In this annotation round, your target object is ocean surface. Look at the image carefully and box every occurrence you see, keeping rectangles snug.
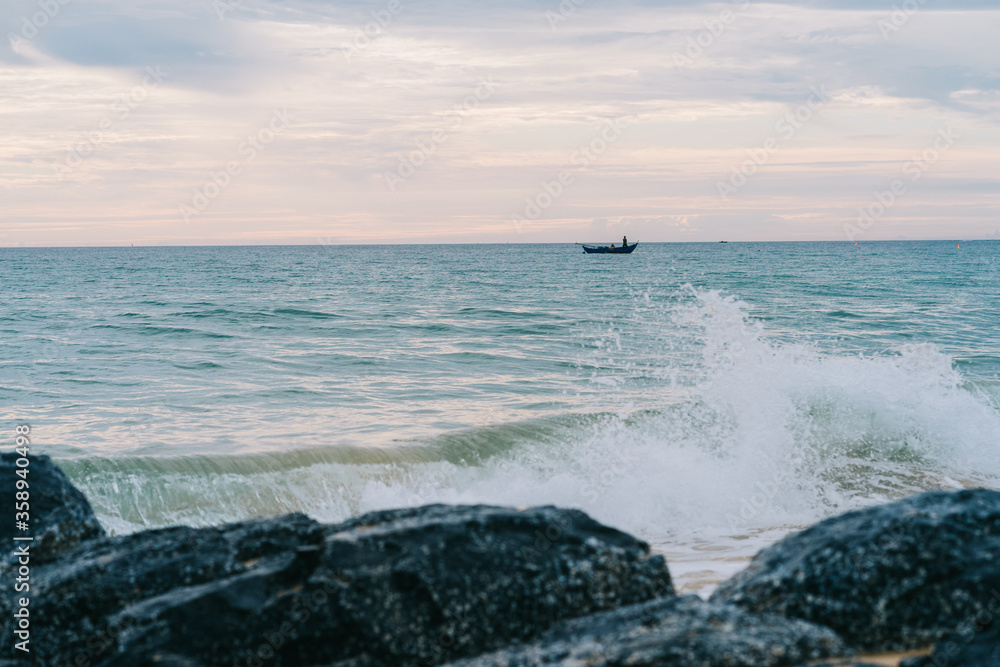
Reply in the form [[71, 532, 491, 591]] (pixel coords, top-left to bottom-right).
[[4, 241, 999, 593]]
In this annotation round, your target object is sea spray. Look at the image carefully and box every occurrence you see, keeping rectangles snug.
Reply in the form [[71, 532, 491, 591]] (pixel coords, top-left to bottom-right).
[[66, 289, 1000, 553]]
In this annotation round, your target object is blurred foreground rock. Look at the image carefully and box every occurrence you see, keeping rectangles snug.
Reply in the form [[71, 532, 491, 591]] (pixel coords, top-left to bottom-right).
[[11, 454, 1000, 666], [712, 488, 1000, 651], [443, 594, 845, 667], [901, 614, 1000, 667], [4, 501, 672, 666], [0, 452, 105, 563]]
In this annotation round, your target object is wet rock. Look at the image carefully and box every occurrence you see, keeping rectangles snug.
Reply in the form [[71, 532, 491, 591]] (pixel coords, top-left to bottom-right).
[[712, 489, 1000, 651], [443, 595, 846, 667], [901, 612, 1000, 667], [0, 452, 105, 563], [4, 504, 673, 666]]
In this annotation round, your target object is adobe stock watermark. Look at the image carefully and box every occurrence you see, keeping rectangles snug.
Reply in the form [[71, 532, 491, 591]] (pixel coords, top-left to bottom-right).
[[52, 66, 168, 179], [673, 0, 751, 71], [313, 235, 341, 251], [383, 77, 498, 192], [210, 0, 243, 20], [342, 0, 403, 62], [877, 0, 927, 40], [845, 126, 959, 241], [725, 468, 792, 530], [920, 589, 1000, 666], [7, 0, 72, 42], [510, 118, 627, 230], [580, 446, 637, 504], [545, 0, 586, 30], [717, 85, 830, 201], [179, 108, 292, 222]]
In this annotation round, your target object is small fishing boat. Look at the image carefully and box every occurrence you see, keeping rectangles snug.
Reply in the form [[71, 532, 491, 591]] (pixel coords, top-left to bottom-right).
[[581, 242, 638, 254]]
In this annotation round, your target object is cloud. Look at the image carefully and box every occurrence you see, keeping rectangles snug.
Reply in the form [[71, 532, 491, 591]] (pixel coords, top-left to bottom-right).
[[1, 0, 999, 244]]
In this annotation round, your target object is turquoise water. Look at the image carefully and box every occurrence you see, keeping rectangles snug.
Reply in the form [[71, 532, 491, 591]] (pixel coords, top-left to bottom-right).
[[3, 242, 999, 590]]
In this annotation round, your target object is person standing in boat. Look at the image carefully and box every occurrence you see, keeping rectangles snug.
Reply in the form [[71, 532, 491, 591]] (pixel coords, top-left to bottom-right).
[[623, 235, 628, 247]]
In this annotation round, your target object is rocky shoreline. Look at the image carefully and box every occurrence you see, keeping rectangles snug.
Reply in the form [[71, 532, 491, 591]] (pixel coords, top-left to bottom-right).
[[3, 453, 999, 666]]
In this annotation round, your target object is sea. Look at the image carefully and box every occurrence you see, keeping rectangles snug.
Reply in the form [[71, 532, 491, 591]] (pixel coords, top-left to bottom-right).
[[4, 241, 999, 595]]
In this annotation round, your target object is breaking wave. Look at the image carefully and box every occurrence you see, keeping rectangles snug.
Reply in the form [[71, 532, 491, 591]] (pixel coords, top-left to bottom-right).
[[63, 290, 1000, 563]]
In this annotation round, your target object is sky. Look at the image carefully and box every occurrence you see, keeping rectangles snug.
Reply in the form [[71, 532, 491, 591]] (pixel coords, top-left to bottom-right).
[[1, 0, 998, 245]]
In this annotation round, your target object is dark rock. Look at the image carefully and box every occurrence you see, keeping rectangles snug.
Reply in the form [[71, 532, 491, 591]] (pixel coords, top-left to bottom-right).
[[442, 595, 847, 667], [712, 489, 1000, 651], [0, 452, 105, 563], [901, 612, 1000, 667], [4, 504, 673, 666]]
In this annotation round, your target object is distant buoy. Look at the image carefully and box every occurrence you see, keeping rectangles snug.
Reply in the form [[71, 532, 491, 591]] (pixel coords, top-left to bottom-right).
[[958, 244, 961, 249]]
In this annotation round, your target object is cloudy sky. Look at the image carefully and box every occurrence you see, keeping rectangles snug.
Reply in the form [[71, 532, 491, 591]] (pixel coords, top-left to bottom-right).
[[1, 0, 998, 245]]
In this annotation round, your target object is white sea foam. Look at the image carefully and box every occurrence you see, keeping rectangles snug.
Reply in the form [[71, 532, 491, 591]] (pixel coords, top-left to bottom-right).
[[351, 290, 1000, 532], [71, 288, 1000, 588]]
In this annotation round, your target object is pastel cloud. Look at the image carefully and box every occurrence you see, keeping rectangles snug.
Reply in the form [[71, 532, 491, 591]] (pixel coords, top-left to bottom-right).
[[1, 0, 998, 245]]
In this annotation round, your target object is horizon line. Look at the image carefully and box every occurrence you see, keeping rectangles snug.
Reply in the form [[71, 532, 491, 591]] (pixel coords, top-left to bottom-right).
[[0, 238, 995, 249]]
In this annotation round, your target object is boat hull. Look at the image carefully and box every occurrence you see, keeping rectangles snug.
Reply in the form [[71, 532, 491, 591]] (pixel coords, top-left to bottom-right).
[[582, 243, 638, 254]]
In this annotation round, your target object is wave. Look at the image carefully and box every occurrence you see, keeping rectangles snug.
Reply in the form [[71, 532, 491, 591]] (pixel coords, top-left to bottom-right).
[[62, 290, 1000, 554], [87, 324, 237, 339], [272, 308, 344, 319]]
